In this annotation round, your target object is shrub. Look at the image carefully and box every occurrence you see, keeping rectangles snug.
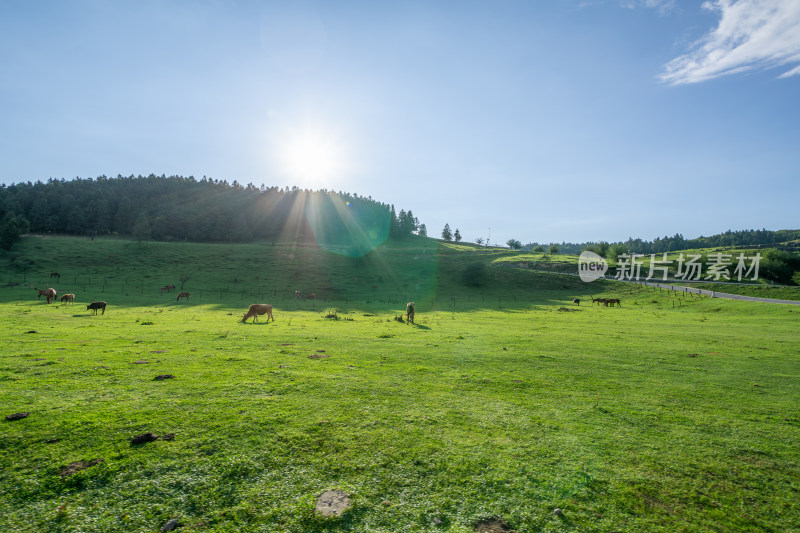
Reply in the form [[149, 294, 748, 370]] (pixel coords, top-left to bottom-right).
[[461, 262, 488, 287]]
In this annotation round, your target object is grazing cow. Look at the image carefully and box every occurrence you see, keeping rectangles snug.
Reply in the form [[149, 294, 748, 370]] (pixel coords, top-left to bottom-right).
[[572, 298, 580, 306], [50, 272, 60, 280], [35, 287, 57, 304], [294, 291, 302, 299], [305, 293, 317, 300], [60, 293, 75, 304], [406, 302, 415, 324], [242, 303, 274, 323], [176, 292, 190, 302], [86, 301, 106, 315], [160, 284, 176, 294]]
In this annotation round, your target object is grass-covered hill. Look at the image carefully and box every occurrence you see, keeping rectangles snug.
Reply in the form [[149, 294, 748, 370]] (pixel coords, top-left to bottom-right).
[[1, 236, 799, 532], [0, 236, 597, 312]]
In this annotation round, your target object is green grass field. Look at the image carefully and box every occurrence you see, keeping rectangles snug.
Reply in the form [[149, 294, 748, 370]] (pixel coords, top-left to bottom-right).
[[1, 237, 799, 532]]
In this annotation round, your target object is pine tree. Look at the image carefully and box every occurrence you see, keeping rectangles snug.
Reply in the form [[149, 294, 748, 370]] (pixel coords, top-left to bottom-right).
[[454, 228, 462, 242], [132, 212, 152, 248], [441, 223, 452, 241]]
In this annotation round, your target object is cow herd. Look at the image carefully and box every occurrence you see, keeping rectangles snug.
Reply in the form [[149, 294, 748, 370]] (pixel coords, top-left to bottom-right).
[[589, 296, 621, 307], [34, 286, 106, 314], [30, 273, 617, 322]]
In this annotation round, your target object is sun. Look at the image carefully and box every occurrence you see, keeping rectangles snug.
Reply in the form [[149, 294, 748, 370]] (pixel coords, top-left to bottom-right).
[[280, 128, 346, 186]]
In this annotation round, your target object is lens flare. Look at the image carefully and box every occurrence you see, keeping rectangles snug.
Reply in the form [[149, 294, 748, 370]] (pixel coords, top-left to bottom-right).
[[305, 193, 389, 257]]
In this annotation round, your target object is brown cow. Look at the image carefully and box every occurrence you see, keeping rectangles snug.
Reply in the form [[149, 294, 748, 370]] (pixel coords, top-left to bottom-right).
[[305, 293, 317, 300], [86, 301, 106, 315], [60, 293, 75, 304], [242, 304, 274, 323], [50, 272, 60, 280], [160, 284, 176, 295], [35, 287, 57, 304], [406, 302, 415, 324], [176, 292, 190, 302]]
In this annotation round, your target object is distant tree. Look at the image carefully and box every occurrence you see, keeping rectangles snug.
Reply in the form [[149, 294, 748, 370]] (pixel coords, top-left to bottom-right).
[[0, 213, 30, 251], [533, 245, 544, 253], [113, 195, 134, 233], [399, 209, 417, 237], [584, 242, 609, 257], [548, 244, 560, 254], [454, 228, 462, 242], [417, 223, 427, 237], [132, 212, 151, 248], [475, 237, 484, 246], [606, 243, 630, 262], [506, 238, 522, 250], [441, 223, 453, 241], [760, 249, 800, 285]]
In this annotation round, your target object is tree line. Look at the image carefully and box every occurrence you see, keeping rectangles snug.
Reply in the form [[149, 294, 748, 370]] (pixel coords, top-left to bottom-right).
[[524, 229, 800, 256], [0, 175, 423, 250]]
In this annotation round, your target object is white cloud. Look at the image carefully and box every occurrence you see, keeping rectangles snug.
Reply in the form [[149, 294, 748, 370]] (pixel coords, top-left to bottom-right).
[[777, 63, 800, 78], [660, 0, 800, 85]]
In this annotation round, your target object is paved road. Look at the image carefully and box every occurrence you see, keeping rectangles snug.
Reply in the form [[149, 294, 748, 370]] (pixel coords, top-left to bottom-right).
[[533, 269, 800, 306], [626, 280, 800, 306]]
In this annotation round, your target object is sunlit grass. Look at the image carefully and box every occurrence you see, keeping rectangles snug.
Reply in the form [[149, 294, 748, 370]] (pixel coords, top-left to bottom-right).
[[1, 236, 799, 532]]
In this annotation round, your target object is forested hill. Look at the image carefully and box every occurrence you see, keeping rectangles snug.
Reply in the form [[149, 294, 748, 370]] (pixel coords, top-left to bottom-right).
[[528, 229, 800, 256], [0, 175, 423, 250]]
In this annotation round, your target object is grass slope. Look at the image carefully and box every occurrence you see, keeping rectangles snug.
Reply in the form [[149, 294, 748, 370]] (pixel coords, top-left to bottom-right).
[[1, 236, 799, 532]]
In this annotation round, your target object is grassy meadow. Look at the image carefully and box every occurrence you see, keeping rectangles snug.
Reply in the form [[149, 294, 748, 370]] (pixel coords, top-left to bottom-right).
[[1, 236, 799, 532]]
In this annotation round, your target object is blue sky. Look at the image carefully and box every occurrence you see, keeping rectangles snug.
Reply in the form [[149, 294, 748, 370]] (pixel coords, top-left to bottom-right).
[[1, 0, 798, 246]]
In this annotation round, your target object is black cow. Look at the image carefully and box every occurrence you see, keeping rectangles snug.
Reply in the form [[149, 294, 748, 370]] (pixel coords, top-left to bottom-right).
[[87, 301, 107, 315]]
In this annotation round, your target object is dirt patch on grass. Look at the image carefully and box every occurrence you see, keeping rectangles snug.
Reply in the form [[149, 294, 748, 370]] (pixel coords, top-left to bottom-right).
[[153, 374, 175, 381], [308, 354, 329, 359], [474, 517, 516, 532], [60, 459, 103, 478], [130, 432, 159, 445], [315, 489, 350, 517]]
